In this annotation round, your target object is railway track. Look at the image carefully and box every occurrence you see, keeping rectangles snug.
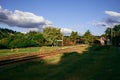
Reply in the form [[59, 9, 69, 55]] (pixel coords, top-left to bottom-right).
[[0, 46, 83, 66]]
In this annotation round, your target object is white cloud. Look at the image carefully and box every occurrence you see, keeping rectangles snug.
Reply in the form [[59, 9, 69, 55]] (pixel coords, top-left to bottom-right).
[[0, 6, 52, 31], [105, 11, 120, 17], [60, 28, 74, 36], [61, 28, 73, 33]]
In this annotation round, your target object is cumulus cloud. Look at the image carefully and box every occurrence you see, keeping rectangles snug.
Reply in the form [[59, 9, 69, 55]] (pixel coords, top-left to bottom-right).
[[0, 6, 52, 31], [105, 11, 120, 17]]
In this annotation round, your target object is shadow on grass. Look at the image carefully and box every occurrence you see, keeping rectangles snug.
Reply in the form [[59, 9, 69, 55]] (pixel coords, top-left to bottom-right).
[[0, 45, 120, 80]]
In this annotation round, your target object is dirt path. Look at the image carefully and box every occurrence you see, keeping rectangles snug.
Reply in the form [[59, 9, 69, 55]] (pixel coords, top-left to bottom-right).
[[0, 45, 88, 67]]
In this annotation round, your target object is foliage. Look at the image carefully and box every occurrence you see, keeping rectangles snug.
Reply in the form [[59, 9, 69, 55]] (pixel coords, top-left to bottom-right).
[[70, 31, 79, 44], [0, 33, 37, 48], [0, 28, 45, 49], [26, 31, 45, 46], [43, 27, 62, 46], [83, 30, 93, 44], [0, 38, 10, 49], [0, 28, 16, 40], [105, 24, 120, 46], [105, 28, 111, 36]]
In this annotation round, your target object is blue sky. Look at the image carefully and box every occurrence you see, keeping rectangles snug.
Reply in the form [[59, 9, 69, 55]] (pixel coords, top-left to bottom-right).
[[0, 0, 120, 35]]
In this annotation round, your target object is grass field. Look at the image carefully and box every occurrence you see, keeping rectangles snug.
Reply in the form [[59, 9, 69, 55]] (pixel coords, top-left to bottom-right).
[[0, 46, 69, 56], [0, 45, 120, 80]]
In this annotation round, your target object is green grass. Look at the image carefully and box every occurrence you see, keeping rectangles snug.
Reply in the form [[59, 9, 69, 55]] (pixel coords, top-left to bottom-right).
[[0, 46, 69, 56], [0, 45, 120, 80], [0, 47, 40, 56]]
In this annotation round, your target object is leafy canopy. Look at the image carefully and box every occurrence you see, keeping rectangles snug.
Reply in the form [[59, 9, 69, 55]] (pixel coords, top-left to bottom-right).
[[43, 27, 62, 45]]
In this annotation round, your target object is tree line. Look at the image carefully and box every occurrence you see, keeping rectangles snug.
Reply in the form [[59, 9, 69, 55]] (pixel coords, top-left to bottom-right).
[[104, 24, 120, 46], [0, 24, 120, 49]]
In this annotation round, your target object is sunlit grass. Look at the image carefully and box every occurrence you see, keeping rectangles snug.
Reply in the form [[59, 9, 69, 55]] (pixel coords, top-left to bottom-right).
[[0, 47, 41, 56], [0, 46, 72, 56]]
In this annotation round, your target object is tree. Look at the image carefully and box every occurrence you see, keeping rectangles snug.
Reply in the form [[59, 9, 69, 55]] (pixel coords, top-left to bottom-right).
[[105, 28, 112, 38], [112, 25, 120, 46], [0, 28, 46, 49], [0, 38, 10, 49], [70, 31, 79, 45], [42, 27, 62, 46], [83, 30, 93, 44], [105, 24, 120, 46], [113, 25, 120, 36], [26, 31, 45, 46], [0, 28, 16, 40]]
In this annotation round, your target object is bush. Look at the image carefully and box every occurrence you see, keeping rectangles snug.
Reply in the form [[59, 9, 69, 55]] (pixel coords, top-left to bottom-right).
[[9, 38, 38, 48]]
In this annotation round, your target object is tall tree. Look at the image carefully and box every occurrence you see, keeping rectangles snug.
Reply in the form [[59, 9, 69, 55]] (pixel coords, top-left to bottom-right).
[[42, 27, 62, 46], [112, 25, 120, 46], [105, 28, 111, 36], [113, 25, 120, 36], [105, 24, 120, 46], [70, 31, 79, 45], [83, 30, 93, 44]]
